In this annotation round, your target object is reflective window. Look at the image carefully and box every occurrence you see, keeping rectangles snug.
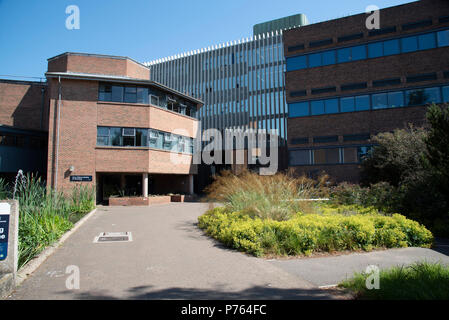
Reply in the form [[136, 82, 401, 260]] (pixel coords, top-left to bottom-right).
[[322, 50, 336, 66], [325, 98, 339, 114], [311, 100, 325, 115], [355, 95, 370, 111], [351, 45, 367, 61], [337, 47, 351, 63], [443, 86, 449, 102], [437, 30, 449, 47], [423, 87, 441, 104], [111, 86, 124, 102], [99, 84, 112, 101], [289, 150, 310, 165], [358, 146, 372, 162], [286, 56, 307, 71], [401, 36, 418, 53], [418, 33, 436, 50], [406, 88, 441, 106], [309, 53, 322, 68], [340, 97, 355, 112], [372, 93, 388, 109], [383, 39, 400, 56], [289, 102, 309, 117], [137, 87, 149, 104], [124, 86, 137, 103], [387, 91, 404, 108], [368, 42, 383, 58]]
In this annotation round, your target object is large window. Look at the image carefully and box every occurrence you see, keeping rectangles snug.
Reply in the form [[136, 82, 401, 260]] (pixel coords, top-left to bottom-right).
[[289, 150, 310, 165], [286, 28, 449, 72], [97, 126, 194, 154], [98, 83, 197, 118], [288, 84, 448, 118], [289, 145, 373, 166]]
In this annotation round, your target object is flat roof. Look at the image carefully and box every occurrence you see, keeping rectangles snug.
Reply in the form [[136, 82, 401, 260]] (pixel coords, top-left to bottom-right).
[[47, 52, 149, 69], [45, 71, 203, 105]]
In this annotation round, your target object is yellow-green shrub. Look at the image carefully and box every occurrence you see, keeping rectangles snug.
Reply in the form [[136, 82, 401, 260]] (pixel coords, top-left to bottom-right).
[[198, 207, 433, 257]]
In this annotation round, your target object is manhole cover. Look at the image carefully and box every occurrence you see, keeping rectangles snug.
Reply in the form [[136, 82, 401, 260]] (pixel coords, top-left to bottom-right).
[[93, 232, 133, 243]]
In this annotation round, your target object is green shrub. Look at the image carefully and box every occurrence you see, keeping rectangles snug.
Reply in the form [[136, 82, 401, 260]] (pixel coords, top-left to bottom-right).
[[198, 207, 433, 257], [340, 262, 449, 300]]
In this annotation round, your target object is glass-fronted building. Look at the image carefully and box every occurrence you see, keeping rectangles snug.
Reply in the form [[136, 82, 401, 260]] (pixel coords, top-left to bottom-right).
[[144, 14, 309, 148]]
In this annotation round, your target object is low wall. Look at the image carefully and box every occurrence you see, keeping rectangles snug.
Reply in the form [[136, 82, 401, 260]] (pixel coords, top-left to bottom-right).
[[108, 195, 196, 206]]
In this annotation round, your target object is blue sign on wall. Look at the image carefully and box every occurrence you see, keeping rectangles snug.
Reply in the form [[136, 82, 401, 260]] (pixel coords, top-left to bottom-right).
[[0, 214, 9, 261], [70, 175, 93, 182]]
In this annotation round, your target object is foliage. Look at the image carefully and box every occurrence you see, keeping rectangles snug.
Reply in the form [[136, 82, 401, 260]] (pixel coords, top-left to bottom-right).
[[198, 207, 433, 257], [9, 174, 95, 268], [340, 262, 449, 300], [205, 169, 330, 221]]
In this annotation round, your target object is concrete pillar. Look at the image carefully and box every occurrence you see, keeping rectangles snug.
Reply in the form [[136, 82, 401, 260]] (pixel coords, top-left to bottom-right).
[[142, 173, 148, 198], [188, 175, 194, 195]]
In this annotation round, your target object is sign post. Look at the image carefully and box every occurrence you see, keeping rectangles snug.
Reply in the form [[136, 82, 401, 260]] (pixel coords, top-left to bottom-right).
[[0, 200, 19, 298]]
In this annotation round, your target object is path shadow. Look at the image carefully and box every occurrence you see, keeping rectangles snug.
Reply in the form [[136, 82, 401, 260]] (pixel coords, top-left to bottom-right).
[[432, 238, 449, 257]]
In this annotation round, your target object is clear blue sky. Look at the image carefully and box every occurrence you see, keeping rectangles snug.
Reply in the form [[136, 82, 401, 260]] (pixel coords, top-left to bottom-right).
[[0, 0, 414, 80]]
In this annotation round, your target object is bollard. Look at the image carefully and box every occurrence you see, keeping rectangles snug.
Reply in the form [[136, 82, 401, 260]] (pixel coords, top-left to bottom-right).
[[0, 200, 19, 298]]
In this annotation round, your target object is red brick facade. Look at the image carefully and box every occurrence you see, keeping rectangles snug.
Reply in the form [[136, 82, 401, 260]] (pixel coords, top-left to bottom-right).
[[284, 0, 449, 182]]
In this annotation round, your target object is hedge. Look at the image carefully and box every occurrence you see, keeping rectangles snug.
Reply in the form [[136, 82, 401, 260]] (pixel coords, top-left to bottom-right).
[[198, 207, 433, 257]]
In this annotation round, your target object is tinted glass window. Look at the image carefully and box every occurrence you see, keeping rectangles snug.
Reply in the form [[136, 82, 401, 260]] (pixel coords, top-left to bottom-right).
[[343, 147, 358, 163], [402, 36, 418, 53], [325, 98, 339, 114], [337, 47, 351, 63], [340, 97, 355, 112], [99, 84, 112, 101], [289, 150, 310, 165], [368, 42, 383, 58], [311, 100, 325, 115], [358, 146, 372, 162], [351, 45, 367, 61], [124, 86, 137, 103], [355, 95, 370, 111], [97, 127, 109, 136], [437, 30, 449, 47], [111, 86, 124, 102], [388, 91, 404, 108], [383, 39, 400, 56], [418, 33, 436, 50], [423, 87, 441, 104], [322, 50, 336, 66], [372, 93, 388, 109], [309, 53, 322, 68], [137, 87, 149, 104], [286, 56, 307, 71], [289, 102, 309, 117], [443, 86, 449, 102], [110, 128, 122, 146]]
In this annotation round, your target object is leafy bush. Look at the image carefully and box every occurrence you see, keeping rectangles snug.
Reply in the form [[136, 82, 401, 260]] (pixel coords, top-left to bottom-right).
[[205, 170, 330, 221], [340, 262, 449, 300], [11, 174, 96, 268], [198, 207, 433, 257]]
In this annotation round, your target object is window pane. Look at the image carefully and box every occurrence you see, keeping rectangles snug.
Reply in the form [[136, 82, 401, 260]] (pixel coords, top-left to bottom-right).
[[443, 86, 449, 102], [313, 149, 326, 164], [286, 55, 307, 71], [289, 150, 310, 165], [368, 42, 383, 58], [289, 102, 309, 117], [351, 45, 367, 61], [311, 100, 325, 115], [322, 50, 335, 66], [437, 30, 449, 47], [372, 93, 388, 109], [406, 89, 426, 105], [383, 39, 400, 56], [97, 127, 109, 136], [340, 97, 355, 112], [123, 136, 135, 147], [418, 33, 436, 50], [355, 95, 370, 111], [358, 146, 372, 162], [343, 147, 358, 163], [337, 47, 351, 63], [401, 36, 418, 53], [111, 86, 124, 102], [137, 87, 149, 104], [110, 128, 122, 146], [325, 98, 339, 114], [423, 87, 441, 104], [309, 53, 322, 68], [327, 148, 340, 164], [136, 129, 148, 147], [387, 91, 404, 108], [97, 136, 108, 146], [99, 84, 112, 101]]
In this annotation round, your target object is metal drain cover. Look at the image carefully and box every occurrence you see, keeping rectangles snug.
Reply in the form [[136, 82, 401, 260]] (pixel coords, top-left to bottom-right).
[[94, 232, 133, 243]]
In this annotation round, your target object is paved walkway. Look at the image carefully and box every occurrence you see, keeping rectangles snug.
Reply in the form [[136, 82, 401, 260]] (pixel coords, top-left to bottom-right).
[[6, 203, 449, 300]]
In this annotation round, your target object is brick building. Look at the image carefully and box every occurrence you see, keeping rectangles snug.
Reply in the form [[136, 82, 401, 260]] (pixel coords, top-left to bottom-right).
[[284, 0, 449, 182], [45, 53, 202, 203]]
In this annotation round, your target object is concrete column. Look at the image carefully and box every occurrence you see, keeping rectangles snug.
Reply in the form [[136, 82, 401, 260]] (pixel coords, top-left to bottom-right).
[[142, 173, 148, 198], [188, 175, 194, 195]]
